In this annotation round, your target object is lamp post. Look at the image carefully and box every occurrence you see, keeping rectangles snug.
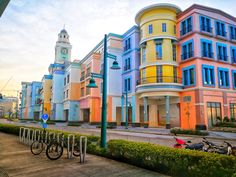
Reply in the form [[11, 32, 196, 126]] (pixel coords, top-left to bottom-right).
[[87, 34, 120, 148], [125, 89, 128, 129]]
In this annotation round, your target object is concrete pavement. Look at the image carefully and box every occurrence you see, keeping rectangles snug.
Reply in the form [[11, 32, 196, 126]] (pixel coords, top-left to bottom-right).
[[0, 132, 169, 177]]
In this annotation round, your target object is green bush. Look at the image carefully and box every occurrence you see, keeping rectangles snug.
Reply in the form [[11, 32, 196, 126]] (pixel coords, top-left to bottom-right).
[[96, 124, 116, 129], [216, 116, 222, 123], [170, 128, 209, 136], [107, 140, 236, 177], [223, 116, 230, 122], [231, 117, 236, 122], [215, 122, 236, 128]]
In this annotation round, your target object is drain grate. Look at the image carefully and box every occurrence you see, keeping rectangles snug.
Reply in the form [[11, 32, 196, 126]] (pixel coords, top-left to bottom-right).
[[0, 168, 9, 177]]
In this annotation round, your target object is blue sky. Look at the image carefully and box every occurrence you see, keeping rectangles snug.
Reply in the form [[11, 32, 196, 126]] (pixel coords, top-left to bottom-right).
[[0, 0, 236, 96]]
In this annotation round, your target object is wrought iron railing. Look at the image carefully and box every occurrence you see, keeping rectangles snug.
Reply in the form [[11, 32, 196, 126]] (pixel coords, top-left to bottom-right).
[[180, 25, 192, 36], [200, 25, 212, 33], [137, 76, 182, 85], [181, 51, 194, 60], [202, 52, 214, 58]]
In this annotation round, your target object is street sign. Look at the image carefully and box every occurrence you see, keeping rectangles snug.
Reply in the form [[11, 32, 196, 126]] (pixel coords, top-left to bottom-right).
[[107, 53, 117, 60], [42, 122, 47, 129], [41, 114, 48, 123]]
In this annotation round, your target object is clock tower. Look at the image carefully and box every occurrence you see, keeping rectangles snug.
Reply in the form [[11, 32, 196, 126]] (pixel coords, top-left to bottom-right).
[[54, 28, 72, 63]]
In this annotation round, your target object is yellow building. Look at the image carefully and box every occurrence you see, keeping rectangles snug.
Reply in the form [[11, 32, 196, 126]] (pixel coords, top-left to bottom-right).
[[40, 75, 52, 117], [135, 4, 182, 128]]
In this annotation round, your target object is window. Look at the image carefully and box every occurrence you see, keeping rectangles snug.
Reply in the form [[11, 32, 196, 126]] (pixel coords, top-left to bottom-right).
[[180, 16, 192, 36], [174, 25, 176, 34], [216, 43, 228, 61], [86, 87, 90, 95], [230, 26, 236, 40], [81, 88, 84, 97], [140, 29, 143, 38], [124, 77, 131, 92], [86, 67, 91, 77], [156, 66, 162, 83], [182, 66, 195, 86], [215, 21, 226, 37], [200, 16, 212, 33], [230, 103, 236, 119], [207, 102, 221, 127], [202, 65, 215, 86], [141, 68, 146, 84], [231, 47, 236, 63], [181, 39, 194, 60], [173, 44, 176, 61], [124, 38, 131, 51], [81, 71, 85, 81], [142, 47, 146, 63], [124, 58, 131, 71], [155, 43, 162, 59], [201, 39, 213, 58], [64, 77, 66, 86], [162, 23, 166, 32], [148, 24, 153, 34], [232, 70, 236, 88], [66, 90, 68, 98], [67, 74, 70, 84], [173, 66, 177, 83], [218, 67, 230, 87]]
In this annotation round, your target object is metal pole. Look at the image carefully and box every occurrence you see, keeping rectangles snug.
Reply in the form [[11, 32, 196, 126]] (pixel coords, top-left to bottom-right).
[[101, 34, 108, 148], [125, 90, 128, 129]]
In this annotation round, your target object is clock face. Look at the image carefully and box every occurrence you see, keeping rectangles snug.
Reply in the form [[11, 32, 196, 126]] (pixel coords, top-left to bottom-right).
[[61, 48, 68, 55]]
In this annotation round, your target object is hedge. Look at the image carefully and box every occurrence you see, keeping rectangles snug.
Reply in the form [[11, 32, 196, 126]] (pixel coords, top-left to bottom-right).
[[170, 128, 209, 136], [215, 122, 236, 128], [0, 123, 235, 177]]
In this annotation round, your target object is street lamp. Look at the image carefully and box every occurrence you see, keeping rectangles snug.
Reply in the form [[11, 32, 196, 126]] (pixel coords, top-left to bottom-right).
[[86, 34, 121, 148]]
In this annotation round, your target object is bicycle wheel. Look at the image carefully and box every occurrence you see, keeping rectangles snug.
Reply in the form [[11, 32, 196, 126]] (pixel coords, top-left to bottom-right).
[[46, 142, 63, 160], [73, 143, 80, 157], [30, 141, 44, 155]]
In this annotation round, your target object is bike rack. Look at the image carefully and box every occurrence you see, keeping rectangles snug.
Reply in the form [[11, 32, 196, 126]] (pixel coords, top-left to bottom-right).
[[23, 128, 30, 145], [79, 136, 87, 163], [67, 134, 75, 159], [57, 133, 64, 147], [19, 127, 24, 142], [27, 129, 34, 146], [48, 132, 56, 143]]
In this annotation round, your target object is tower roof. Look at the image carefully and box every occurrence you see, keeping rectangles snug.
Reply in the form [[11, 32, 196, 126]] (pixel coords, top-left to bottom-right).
[[60, 29, 68, 34]]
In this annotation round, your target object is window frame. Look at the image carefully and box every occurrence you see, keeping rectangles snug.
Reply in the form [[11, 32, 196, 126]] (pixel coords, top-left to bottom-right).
[[202, 64, 215, 86], [182, 65, 196, 87], [218, 67, 230, 88]]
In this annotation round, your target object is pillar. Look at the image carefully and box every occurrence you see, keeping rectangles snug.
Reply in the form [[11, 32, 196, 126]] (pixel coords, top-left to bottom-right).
[[121, 95, 125, 122], [165, 95, 170, 129], [143, 97, 148, 123]]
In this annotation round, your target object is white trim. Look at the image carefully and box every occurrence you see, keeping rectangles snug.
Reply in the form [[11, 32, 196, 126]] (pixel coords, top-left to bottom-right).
[[139, 61, 179, 69], [140, 35, 177, 45]]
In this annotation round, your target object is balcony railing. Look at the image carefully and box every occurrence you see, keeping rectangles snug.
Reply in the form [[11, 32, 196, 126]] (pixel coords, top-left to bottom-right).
[[200, 25, 212, 33], [137, 76, 182, 85], [217, 54, 228, 61], [202, 51, 214, 58], [180, 25, 192, 36], [230, 34, 236, 40], [181, 51, 194, 60], [216, 30, 227, 37], [232, 57, 236, 63]]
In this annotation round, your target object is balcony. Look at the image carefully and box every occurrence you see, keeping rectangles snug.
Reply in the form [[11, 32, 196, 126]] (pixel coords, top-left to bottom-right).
[[180, 25, 192, 36], [136, 76, 183, 93], [217, 54, 228, 62], [202, 52, 214, 59], [181, 51, 194, 60]]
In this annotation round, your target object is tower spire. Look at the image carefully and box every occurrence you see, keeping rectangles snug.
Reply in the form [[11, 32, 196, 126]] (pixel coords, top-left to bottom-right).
[[63, 24, 65, 30]]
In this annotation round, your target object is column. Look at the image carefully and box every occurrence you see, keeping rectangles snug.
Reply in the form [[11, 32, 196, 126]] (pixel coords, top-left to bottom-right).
[[143, 97, 148, 124], [121, 95, 125, 123], [165, 95, 170, 129]]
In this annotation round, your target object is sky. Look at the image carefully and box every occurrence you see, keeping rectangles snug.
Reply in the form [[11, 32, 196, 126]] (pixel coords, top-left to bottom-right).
[[0, 0, 236, 97]]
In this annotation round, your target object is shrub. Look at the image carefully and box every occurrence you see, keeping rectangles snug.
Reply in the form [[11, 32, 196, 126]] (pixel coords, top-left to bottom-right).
[[216, 116, 222, 123], [107, 140, 236, 177], [223, 116, 230, 122], [231, 117, 236, 122], [170, 128, 209, 136], [215, 122, 236, 128]]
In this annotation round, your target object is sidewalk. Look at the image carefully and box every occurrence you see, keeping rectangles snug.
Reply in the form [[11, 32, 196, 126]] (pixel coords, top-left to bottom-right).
[[0, 132, 169, 177]]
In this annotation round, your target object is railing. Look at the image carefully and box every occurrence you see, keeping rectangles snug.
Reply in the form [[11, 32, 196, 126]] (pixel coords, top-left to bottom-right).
[[181, 51, 194, 60], [180, 25, 192, 36], [216, 30, 227, 37], [202, 52, 214, 58], [217, 55, 228, 61], [80, 76, 85, 81], [200, 25, 212, 33], [137, 76, 182, 85]]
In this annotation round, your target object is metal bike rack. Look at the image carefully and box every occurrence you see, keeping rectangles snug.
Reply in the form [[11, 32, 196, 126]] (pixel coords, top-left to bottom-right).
[[19, 127, 24, 142], [48, 132, 56, 143], [57, 133, 64, 147], [27, 129, 34, 145], [23, 128, 30, 145], [79, 136, 87, 163], [67, 134, 75, 159]]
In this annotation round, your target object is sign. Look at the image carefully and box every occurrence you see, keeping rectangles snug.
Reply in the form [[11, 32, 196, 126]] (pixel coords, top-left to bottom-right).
[[41, 114, 49, 123], [42, 122, 47, 129], [107, 53, 117, 60]]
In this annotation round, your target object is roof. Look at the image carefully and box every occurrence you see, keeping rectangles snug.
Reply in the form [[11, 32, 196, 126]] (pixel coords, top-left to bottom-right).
[[135, 3, 182, 24]]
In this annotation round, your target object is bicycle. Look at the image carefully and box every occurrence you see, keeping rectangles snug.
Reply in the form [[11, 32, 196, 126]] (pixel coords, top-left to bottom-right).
[[30, 129, 47, 155], [46, 133, 65, 160]]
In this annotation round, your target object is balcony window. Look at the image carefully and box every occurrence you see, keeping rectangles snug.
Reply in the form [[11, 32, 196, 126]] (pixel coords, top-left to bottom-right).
[[148, 24, 153, 34], [216, 43, 228, 61], [156, 65, 162, 83], [180, 16, 192, 36], [155, 43, 162, 59], [81, 87, 84, 97], [162, 23, 166, 32], [231, 47, 236, 63], [124, 38, 131, 51], [182, 65, 195, 86], [200, 16, 212, 33], [124, 77, 131, 92], [172, 44, 176, 61], [86, 67, 91, 77], [124, 58, 131, 71], [202, 65, 215, 86], [218, 67, 229, 88], [201, 39, 213, 58], [232, 70, 236, 89], [142, 47, 146, 63], [181, 39, 194, 60], [67, 74, 70, 84], [230, 26, 236, 40], [215, 21, 226, 37]]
